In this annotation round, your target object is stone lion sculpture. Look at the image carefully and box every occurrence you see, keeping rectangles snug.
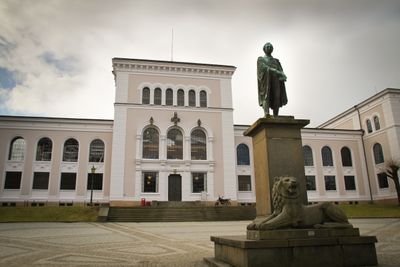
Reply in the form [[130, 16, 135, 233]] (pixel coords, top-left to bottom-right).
[[247, 176, 352, 230]]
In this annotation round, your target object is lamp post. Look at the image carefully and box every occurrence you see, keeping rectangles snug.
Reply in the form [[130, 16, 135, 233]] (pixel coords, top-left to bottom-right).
[[90, 165, 96, 206]]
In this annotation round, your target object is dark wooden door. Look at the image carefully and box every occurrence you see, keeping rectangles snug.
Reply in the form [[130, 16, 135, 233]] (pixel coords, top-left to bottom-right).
[[168, 175, 182, 201]]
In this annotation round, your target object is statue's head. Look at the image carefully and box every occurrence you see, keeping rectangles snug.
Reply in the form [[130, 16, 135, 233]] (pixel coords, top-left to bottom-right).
[[263, 42, 274, 55]]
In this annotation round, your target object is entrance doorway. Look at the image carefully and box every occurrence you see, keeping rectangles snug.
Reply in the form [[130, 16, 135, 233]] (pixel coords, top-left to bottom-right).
[[168, 174, 182, 201]]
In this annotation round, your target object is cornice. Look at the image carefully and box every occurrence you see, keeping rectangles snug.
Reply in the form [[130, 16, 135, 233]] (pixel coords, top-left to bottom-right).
[[112, 58, 236, 78], [0, 116, 114, 132]]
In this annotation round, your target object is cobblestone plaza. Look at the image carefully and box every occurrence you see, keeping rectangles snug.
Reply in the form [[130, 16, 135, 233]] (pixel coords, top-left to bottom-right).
[[0, 219, 399, 267]]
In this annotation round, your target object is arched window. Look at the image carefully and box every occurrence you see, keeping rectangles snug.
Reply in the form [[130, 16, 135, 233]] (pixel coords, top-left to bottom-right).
[[166, 88, 173, 106], [303, 145, 314, 166], [200, 90, 207, 107], [341, 147, 353, 167], [321, 146, 333, 166], [237, 144, 250, 165], [89, 139, 104, 162], [142, 87, 150, 104], [373, 143, 384, 164], [373, 116, 380, 131], [36, 137, 52, 161], [63, 138, 79, 162], [167, 128, 183, 159], [366, 119, 373, 133], [191, 129, 207, 160], [154, 87, 162, 105], [142, 127, 159, 159], [189, 89, 196, 107], [8, 137, 25, 161], [177, 89, 184, 106]]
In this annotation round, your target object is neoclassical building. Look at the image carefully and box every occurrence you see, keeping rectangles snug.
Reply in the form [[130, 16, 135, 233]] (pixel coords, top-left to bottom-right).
[[0, 58, 398, 206]]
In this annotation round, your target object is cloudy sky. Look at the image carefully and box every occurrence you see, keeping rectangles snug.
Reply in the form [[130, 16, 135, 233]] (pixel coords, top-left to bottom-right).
[[1, 0, 399, 127]]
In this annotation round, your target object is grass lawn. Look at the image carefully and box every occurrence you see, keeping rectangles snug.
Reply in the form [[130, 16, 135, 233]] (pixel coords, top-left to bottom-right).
[[341, 203, 400, 218], [0, 206, 99, 222]]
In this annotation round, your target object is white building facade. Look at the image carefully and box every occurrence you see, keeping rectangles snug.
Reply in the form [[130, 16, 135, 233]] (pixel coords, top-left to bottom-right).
[[0, 58, 399, 206]]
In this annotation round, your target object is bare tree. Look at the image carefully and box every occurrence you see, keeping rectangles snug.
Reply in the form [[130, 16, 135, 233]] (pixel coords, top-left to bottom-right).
[[383, 160, 400, 205]]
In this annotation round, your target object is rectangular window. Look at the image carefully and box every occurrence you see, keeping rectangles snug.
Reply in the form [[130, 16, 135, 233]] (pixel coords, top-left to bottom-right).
[[344, 175, 356, 190], [377, 172, 389, 189], [60, 173, 76, 190], [192, 172, 207, 193], [4, 172, 22, 189], [142, 172, 158, 193], [238, 175, 252, 191], [87, 173, 103, 190], [306, 175, 316, 191], [324, 175, 336, 191], [32, 172, 49, 190]]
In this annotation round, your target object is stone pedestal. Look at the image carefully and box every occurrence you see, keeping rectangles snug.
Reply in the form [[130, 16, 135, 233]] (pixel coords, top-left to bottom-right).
[[205, 229, 378, 267], [243, 116, 309, 216], [204, 116, 378, 267]]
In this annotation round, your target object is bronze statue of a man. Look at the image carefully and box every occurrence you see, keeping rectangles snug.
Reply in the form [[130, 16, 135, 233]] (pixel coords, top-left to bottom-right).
[[257, 42, 288, 117]]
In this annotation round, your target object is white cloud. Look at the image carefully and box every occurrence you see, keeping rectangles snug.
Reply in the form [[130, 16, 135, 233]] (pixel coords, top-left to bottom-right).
[[0, 0, 399, 126]]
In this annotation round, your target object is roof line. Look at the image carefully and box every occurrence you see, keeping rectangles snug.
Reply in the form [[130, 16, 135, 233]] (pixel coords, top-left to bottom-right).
[[112, 57, 236, 69], [0, 115, 113, 123], [318, 88, 400, 128]]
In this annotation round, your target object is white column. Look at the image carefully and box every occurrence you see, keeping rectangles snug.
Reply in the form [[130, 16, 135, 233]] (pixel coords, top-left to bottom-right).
[[207, 171, 214, 199], [160, 135, 166, 159], [208, 137, 214, 161], [184, 136, 190, 160], [150, 88, 154, 105], [221, 110, 237, 200], [136, 134, 141, 159], [110, 106, 127, 200]]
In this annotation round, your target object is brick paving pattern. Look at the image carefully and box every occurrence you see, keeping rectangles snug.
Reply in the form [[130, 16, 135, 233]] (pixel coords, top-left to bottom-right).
[[0, 219, 399, 266]]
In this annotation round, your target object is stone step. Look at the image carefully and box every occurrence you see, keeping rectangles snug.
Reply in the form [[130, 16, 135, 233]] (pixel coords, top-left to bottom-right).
[[107, 206, 256, 222]]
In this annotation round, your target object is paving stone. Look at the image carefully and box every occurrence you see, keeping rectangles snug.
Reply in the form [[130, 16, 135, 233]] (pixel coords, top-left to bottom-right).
[[0, 219, 398, 266]]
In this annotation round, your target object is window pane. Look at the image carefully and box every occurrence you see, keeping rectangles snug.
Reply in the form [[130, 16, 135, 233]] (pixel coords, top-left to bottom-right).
[[63, 138, 79, 162], [87, 173, 103, 190], [36, 138, 52, 161], [373, 143, 384, 164], [167, 128, 183, 159], [9, 137, 25, 161], [377, 172, 389, 189], [143, 127, 159, 159], [33, 172, 49, 190], [192, 173, 206, 193], [237, 144, 250, 165], [200, 90, 207, 107], [306, 175, 316, 190], [142, 87, 150, 104], [238, 175, 252, 191], [154, 88, 162, 105], [4, 172, 22, 189], [191, 129, 206, 160], [341, 147, 353, 167], [321, 146, 333, 166], [189, 90, 196, 107], [324, 175, 336, 190], [60, 173, 76, 190], [303, 146, 314, 166], [143, 172, 158, 192], [166, 89, 173, 106], [89, 139, 104, 162], [374, 116, 380, 130], [344, 175, 356, 190], [177, 89, 184, 106], [366, 119, 373, 133]]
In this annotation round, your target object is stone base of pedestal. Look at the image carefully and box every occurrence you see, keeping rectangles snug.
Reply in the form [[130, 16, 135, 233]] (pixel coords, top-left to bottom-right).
[[205, 229, 378, 267]]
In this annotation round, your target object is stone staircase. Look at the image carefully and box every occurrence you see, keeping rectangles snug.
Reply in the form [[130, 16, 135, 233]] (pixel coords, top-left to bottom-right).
[[107, 205, 256, 222]]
